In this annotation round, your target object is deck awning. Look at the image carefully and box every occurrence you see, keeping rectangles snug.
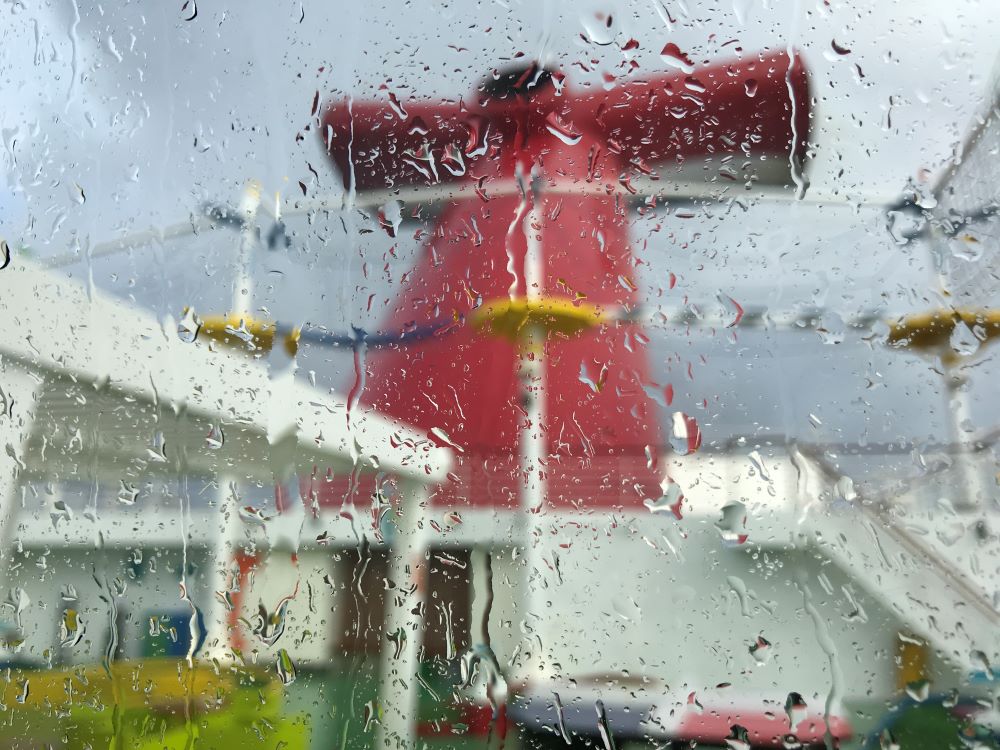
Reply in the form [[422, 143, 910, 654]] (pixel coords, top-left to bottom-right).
[[0, 259, 452, 487]]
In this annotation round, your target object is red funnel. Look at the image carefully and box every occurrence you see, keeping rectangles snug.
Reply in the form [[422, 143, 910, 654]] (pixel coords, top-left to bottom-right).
[[311, 50, 810, 512]]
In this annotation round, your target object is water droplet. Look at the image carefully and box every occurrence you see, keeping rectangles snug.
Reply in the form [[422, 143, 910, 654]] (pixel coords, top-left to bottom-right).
[[749, 635, 772, 664], [579, 361, 609, 394], [687, 691, 704, 713], [346, 331, 368, 429], [950, 232, 983, 262], [716, 501, 748, 544], [596, 699, 616, 750], [239, 506, 270, 526], [387, 626, 406, 659], [441, 143, 466, 176], [950, 318, 981, 357], [178, 308, 201, 343], [669, 412, 702, 455], [377, 200, 403, 238], [60, 608, 85, 647], [50, 500, 73, 530], [5, 588, 29, 627], [748, 450, 771, 482], [15, 679, 28, 705], [146, 432, 168, 463], [402, 144, 439, 182], [785, 693, 807, 730], [879, 729, 900, 750], [205, 424, 225, 450], [407, 116, 429, 136], [180, 0, 197, 21], [727, 576, 752, 617], [554, 693, 572, 744], [612, 593, 642, 623], [581, 13, 617, 46], [0, 240, 10, 270], [462, 115, 489, 158], [644, 481, 684, 519], [886, 208, 925, 244], [363, 700, 377, 732], [971, 649, 994, 678], [429, 427, 464, 453], [225, 319, 255, 345], [725, 724, 751, 750], [717, 292, 744, 327], [744, 78, 758, 97], [545, 112, 583, 146], [253, 598, 291, 646], [905, 679, 930, 702], [835, 476, 857, 503], [276, 648, 296, 685], [382, 87, 408, 119], [117, 480, 139, 506], [660, 43, 695, 74]]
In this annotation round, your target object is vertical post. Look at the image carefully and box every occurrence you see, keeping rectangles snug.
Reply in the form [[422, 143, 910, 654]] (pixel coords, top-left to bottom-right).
[[944, 371, 986, 512], [233, 180, 261, 320], [0, 361, 40, 653], [376, 479, 429, 749], [469, 546, 493, 649], [518, 322, 547, 670], [202, 475, 241, 662], [0, 362, 39, 537], [931, 259, 987, 512], [518, 175, 548, 675]]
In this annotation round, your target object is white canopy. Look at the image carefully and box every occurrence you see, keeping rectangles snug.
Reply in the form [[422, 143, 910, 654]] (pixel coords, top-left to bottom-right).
[[0, 258, 452, 487]]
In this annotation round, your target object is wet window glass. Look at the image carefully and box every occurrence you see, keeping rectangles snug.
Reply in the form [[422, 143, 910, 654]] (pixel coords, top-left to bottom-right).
[[1, 2, 999, 749]]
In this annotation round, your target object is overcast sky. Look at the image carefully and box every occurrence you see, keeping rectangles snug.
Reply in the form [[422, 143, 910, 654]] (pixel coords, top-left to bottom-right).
[[3, 0, 997, 223]]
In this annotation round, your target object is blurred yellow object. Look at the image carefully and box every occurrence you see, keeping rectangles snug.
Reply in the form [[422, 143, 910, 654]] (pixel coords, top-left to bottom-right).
[[470, 296, 606, 340], [887, 308, 1000, 363], [195, 312, 301, 356], [0, 659, 277, 712], [896, 635, 929, 690], [0, 659, 309, 750]]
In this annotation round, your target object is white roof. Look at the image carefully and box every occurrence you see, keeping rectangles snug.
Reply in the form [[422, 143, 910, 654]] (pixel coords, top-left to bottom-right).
[[0, 259, 451, 485]]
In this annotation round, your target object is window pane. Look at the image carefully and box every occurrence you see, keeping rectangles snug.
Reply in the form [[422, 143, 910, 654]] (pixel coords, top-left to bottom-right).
[[3, 2, 1000, 749]]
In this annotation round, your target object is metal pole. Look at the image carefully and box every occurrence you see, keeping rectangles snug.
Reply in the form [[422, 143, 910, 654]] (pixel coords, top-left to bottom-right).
[[233, 180, 261, 320], [202, 476, 241, 662], [0, 361, 41, 656], [930, 251, 986, 511], [376, 479, 430, 749], [944, 371, 986, 511], [518, 174, 548, 675], [39, 184, 887, 271]]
